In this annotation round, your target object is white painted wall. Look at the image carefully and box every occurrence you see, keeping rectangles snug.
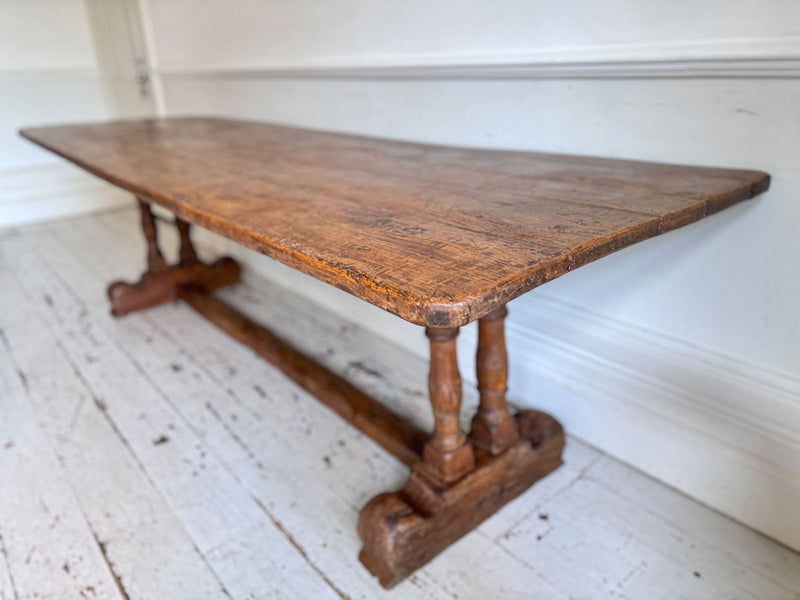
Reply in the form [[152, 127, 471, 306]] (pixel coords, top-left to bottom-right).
[[0, 0, 141, 228], [108, 1, 800, 551]]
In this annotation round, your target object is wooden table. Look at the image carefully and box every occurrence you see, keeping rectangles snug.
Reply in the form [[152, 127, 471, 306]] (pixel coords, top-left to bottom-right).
[[21, 118, 770, 588]]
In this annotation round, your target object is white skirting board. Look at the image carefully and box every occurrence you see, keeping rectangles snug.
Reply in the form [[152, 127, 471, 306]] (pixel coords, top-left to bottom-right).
[[502, 293, 800, 553], [192, 228, 800, 553], [0, 163, 132, 228]]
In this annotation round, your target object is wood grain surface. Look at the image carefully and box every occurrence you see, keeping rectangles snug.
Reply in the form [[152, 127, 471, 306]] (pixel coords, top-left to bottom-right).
[[20, 118, 770, 327]]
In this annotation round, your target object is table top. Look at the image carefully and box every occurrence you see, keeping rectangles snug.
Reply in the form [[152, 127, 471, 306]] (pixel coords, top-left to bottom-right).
[[21, 117, 769, 327]]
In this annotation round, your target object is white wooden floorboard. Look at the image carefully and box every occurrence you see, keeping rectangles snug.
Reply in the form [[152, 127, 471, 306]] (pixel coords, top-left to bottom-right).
[[583, 457, 800, 597], [498, 459, 800, 599], [39, 211, 421, 598], [6, 238, 340, 597], [0, 545, 13, 600], [0, 247, 237, 600], [0, 321, 123, 600], [1, 207, 799, 600]]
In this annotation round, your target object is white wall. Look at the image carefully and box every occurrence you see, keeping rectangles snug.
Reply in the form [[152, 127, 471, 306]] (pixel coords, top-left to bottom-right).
[[0, 0, 137, 228], [149, 1, 800, 551]]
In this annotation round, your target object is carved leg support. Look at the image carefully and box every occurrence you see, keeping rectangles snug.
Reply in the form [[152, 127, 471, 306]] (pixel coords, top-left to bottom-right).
[[108, 198, 241, 316], [358, 306, 564, 588]]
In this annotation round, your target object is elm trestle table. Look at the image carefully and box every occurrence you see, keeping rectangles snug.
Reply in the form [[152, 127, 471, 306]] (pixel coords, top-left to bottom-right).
[[21, 118, 770, 588]]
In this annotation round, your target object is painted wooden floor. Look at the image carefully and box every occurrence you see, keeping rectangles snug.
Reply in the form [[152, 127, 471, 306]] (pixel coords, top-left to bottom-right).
[[1, 206, 799, 600]]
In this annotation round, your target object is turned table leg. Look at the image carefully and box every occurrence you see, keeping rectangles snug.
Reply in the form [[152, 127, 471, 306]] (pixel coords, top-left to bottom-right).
[[139, 198, 167, 273], [471, 306, 519, 455], [417, 327, 474, 484], [175, 217, 199, 266]]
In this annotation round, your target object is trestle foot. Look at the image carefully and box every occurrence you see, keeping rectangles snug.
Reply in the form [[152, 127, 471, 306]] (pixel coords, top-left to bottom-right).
[[358, 410, 564, 589], [108, 199, 241, 316], [108, 257, 241, 317]]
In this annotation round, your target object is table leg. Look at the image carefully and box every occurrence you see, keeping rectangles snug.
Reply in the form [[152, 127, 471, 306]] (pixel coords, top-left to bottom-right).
[[416, 326, 475, 485], [471, 306, 520, 455], [175, 217, 199, 266], [139, 198, 167, 273], [107, 197, 241, 316]]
